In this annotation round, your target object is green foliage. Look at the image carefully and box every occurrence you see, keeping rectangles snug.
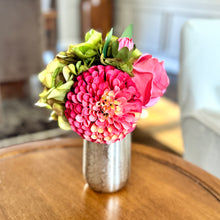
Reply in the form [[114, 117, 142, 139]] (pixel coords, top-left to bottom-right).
[[103, 28, 113, 58], [121, 24, 133, 39]]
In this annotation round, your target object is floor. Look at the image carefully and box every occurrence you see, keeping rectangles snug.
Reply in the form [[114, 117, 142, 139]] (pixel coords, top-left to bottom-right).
[[0, 73, 178, 148]]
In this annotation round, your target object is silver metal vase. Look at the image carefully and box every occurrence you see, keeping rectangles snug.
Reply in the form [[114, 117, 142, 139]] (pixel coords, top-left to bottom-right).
[[83, 133, 131, 193]]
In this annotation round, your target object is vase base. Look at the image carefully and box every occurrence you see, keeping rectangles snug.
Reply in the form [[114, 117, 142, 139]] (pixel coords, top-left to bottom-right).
[[83, 134, 131, 193], [85, 180, 128, 193]]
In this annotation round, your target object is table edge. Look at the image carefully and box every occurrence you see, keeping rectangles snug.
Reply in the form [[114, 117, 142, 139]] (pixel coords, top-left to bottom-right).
[[0, 137, 219, 201]]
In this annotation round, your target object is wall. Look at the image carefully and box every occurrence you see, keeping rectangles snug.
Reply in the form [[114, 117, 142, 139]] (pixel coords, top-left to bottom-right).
[[114, 0, 220, 74], [56, 0, 81, 50], [56, 0, 220, 74]]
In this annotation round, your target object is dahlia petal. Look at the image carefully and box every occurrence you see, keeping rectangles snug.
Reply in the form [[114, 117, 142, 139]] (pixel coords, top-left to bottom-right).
[[67, 92, 74, 100], [91, 124, 98, 132], [82, 100, 88, 108], [85, 75, 92, 83], [77, 128, 83, 133], [77, 74, 83, 81], [77, 91, 84, 102], [70, 111, 76, 118], [74, 87, 79, 94], [68, 118, 74, 125], [123, 113, 135, 122], [92, 70, 98, 78], [97, 89, 103, 97], [89, 115, 97, 122], [65, 101, 72, 109], [83, 93, 90, 102], [71, 125, 76, 132], [75, 104, 82, 113], [85, 121, 91, 128], [64, 109, 71, 118], [121, 121, 131, 130], [80, 86, 86, 93], [114, 121, 122, 130], [98, 128, 104, 133], [74, 121, 80, 128], [91, 134, 97, 139], [107, 117, 114, 124], [82, 108, 90, 116], [113, 78, 121, 87], [103, 131, 109, 137], [75, 114, 84, 123], [84, 135, 92, 142], [72, 94, 78, 104]]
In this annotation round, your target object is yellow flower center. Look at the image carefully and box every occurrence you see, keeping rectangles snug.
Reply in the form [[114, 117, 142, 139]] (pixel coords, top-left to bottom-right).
[[96, 90, 122, 119]]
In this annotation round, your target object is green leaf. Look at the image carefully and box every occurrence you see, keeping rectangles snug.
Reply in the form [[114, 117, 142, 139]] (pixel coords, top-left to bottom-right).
[[38, 69, 47, 83], [103, 28, 113, 58], [58, 116, 71, 130], [115, 47, 130, 62], [49, 111, 58, 121], [68, 64, 77, 75], [120, 63, 134, 76], [52, 103, 65, 116], [78, 65, 88, 74], [52, 67, 62, 87], [47, 81, 74, 102], [112, 40, 119, 57], [132, 48, 142, 59], [85, 29, 102, 45], [100, 53, 123, 67], [76, 61, 82, 70], [121, 24, 133, 39], [62, 66, 71, 81], [69, 44, 97, 59], [35, 101, 50, 108]]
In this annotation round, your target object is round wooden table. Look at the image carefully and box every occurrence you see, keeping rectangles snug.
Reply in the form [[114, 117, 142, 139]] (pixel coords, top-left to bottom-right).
[[0, 138, 219, 219]]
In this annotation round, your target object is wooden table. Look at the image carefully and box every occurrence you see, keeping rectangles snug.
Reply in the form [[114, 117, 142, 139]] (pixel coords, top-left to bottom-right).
[[134, 97, 184, 156], [0, 138, 219, 219]]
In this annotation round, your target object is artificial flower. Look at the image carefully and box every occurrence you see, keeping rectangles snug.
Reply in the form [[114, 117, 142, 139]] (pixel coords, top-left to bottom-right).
[[36, 24, 169, 144]]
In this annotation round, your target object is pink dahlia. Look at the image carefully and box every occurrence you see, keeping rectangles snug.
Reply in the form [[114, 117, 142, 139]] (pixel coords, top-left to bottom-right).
[[65, 65, 142, 144]]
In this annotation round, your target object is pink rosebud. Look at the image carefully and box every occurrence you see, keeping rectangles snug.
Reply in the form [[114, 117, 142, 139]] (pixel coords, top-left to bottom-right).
[[132, 53, 169, 108], [118, 37, 134, 51]]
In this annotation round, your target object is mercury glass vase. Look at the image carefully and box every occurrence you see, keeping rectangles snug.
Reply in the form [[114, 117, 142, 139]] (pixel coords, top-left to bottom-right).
[[83, 133, 131, 193]]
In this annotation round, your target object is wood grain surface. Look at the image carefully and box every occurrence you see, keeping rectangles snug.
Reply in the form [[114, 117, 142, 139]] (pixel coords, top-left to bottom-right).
[[0, 138, 219, 220]]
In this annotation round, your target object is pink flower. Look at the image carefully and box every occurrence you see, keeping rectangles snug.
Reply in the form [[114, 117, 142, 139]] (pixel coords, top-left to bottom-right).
[[118, 37, 134, 51], [132, 53, 169, 108], [65, 65, 142, 144]]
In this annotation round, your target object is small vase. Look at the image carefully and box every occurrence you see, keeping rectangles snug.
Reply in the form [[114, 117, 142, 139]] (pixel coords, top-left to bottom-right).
[[83, 133, 131, 193]]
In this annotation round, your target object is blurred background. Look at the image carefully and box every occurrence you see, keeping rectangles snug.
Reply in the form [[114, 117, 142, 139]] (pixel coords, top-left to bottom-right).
[[0, 0, 220, 157]]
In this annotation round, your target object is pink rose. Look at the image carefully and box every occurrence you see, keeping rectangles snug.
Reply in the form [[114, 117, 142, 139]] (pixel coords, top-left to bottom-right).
[[118, 37, 134, 51], [132, 53, 169, 108]]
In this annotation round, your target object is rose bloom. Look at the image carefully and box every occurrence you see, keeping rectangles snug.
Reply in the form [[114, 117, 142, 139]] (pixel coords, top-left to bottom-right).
[[132, 53, 169, 108], [65, 65, 142, 144], [118, 37, 134, 51]]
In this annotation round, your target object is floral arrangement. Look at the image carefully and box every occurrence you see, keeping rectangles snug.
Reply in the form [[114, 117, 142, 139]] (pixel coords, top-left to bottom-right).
[[36, 25, 169, 144]]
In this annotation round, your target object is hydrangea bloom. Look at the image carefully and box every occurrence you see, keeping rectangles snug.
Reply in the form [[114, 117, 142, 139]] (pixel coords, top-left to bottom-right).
[[65, 65, 142, 144]]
